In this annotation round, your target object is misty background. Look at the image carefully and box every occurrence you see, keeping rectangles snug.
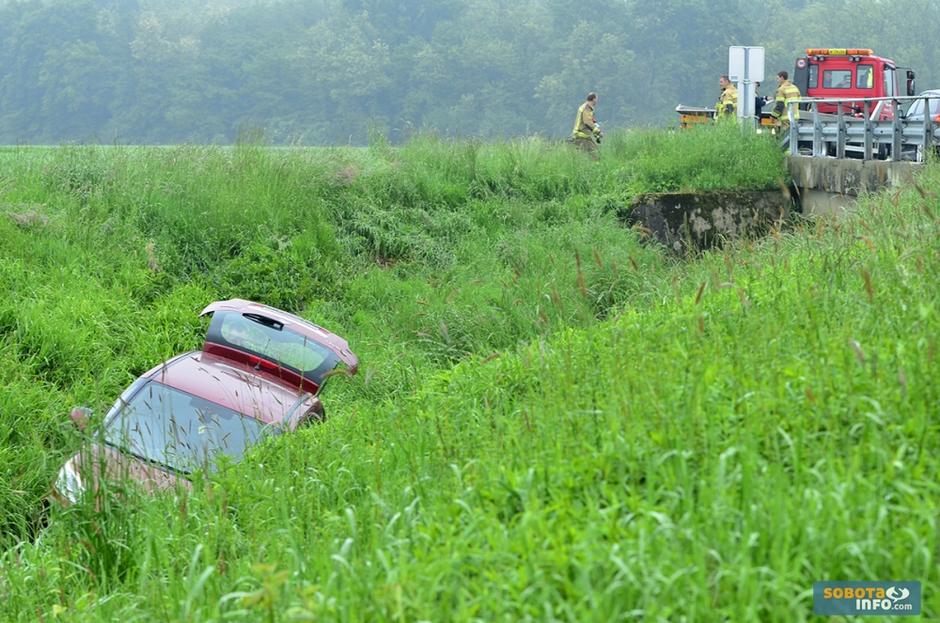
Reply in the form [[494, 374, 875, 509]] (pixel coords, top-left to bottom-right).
[[1, 0, 938, 144]]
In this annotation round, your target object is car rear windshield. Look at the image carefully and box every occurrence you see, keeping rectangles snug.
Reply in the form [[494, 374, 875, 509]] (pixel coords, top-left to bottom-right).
[[209, 310, 340, 384], [104, 381, 274, 474]]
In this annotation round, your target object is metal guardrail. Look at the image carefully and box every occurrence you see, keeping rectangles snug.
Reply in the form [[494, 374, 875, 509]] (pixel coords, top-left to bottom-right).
[[787, 95, 940, 161]]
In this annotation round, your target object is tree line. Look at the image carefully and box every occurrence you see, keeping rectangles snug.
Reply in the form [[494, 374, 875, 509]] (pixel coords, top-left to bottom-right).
[[0, 0, 937, 144]]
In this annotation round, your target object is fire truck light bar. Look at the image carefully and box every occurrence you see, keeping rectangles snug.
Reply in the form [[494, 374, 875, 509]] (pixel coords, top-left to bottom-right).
[[806, 48, 874, 56]]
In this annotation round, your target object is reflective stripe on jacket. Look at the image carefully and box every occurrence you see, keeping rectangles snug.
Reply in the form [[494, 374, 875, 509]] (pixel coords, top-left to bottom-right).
[[572, 102, 596, 139], [772, 81, 801, 121], [715, 85, 738, 119]]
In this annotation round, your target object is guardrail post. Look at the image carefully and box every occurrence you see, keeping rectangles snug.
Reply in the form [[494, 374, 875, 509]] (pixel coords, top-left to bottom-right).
[[812, 101, 823, 156], [836, 104, 846, 158], [788, 102, 798, 156], [891, 98, 903, 160], [924, 95, 933, 163], [863, 100, 873, 160]]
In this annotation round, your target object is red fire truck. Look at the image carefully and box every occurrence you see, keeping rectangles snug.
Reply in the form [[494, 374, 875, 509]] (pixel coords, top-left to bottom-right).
[[791, 48, 916, 119]]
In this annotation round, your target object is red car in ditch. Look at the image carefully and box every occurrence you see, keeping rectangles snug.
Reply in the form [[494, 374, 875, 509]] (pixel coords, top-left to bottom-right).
[[53, 299, 358, 504]]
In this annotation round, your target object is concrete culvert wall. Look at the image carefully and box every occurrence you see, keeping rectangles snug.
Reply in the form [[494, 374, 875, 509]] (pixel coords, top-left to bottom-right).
[[623, 189, 794, 252], [787, 156, 922, 217]]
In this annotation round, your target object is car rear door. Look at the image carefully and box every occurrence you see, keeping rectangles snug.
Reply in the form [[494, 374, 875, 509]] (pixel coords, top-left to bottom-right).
[[200, 299, 358, 394]]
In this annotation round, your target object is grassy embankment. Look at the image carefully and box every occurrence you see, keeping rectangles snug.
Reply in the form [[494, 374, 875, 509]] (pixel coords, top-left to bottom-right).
[[0, 125, 936, 621]]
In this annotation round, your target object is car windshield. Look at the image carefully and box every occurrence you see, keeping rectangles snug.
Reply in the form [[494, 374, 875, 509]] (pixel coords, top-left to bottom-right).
[[104, 381, 273, 474]]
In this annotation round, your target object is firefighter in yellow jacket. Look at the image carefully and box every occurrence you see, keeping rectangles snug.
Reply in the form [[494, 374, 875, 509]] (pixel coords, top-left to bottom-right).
[[771, 70, 801, 131], [571, 92, 601, 157], [715, 75, 738, 120]]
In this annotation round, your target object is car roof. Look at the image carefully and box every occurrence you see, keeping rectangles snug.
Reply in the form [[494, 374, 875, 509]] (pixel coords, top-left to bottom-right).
[[143, 351, 308, 425]]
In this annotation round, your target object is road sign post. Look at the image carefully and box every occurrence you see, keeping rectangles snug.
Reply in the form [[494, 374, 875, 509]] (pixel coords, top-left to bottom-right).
[[729, 46, 765, 120]]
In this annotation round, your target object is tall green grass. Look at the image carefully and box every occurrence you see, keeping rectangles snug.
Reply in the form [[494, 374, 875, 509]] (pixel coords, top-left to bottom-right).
[[0, 132, 695, 544], [0, 129, 935, 621]]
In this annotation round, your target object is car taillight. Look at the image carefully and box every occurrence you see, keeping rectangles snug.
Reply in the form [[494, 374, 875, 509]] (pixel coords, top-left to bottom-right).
[[245, 354, 279, 374]]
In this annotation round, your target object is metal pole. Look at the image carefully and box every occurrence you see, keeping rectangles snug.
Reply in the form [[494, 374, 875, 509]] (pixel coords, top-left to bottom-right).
[[742, 48, 750, 120], [863, 100, 873, 160], [836, 103, 846, 158], [923, 95, 933, 162], [891, 98, 903, 160], [789, 102, 798, 155], [812, 101, 822, 156]]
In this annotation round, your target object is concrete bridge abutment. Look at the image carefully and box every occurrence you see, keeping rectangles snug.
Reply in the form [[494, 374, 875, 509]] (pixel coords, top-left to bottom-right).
[[787, 156, 922, 216]]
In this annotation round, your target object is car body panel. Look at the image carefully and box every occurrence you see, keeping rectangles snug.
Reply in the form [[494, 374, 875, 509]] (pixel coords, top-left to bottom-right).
[[52, 444, 190, 505], [143, 351, 309, 425], [82, 444, 189, 492]]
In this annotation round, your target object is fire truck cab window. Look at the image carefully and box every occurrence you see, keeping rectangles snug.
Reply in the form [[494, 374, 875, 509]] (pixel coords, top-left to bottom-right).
[[883, 67, 896, 96], [824, 70, 853, 89], [808, 65, 819, 88], [856, 65, 873, 89]]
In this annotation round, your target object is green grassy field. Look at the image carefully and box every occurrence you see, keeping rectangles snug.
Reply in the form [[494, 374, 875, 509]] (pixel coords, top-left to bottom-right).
[[0, 125, 936, 621]]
